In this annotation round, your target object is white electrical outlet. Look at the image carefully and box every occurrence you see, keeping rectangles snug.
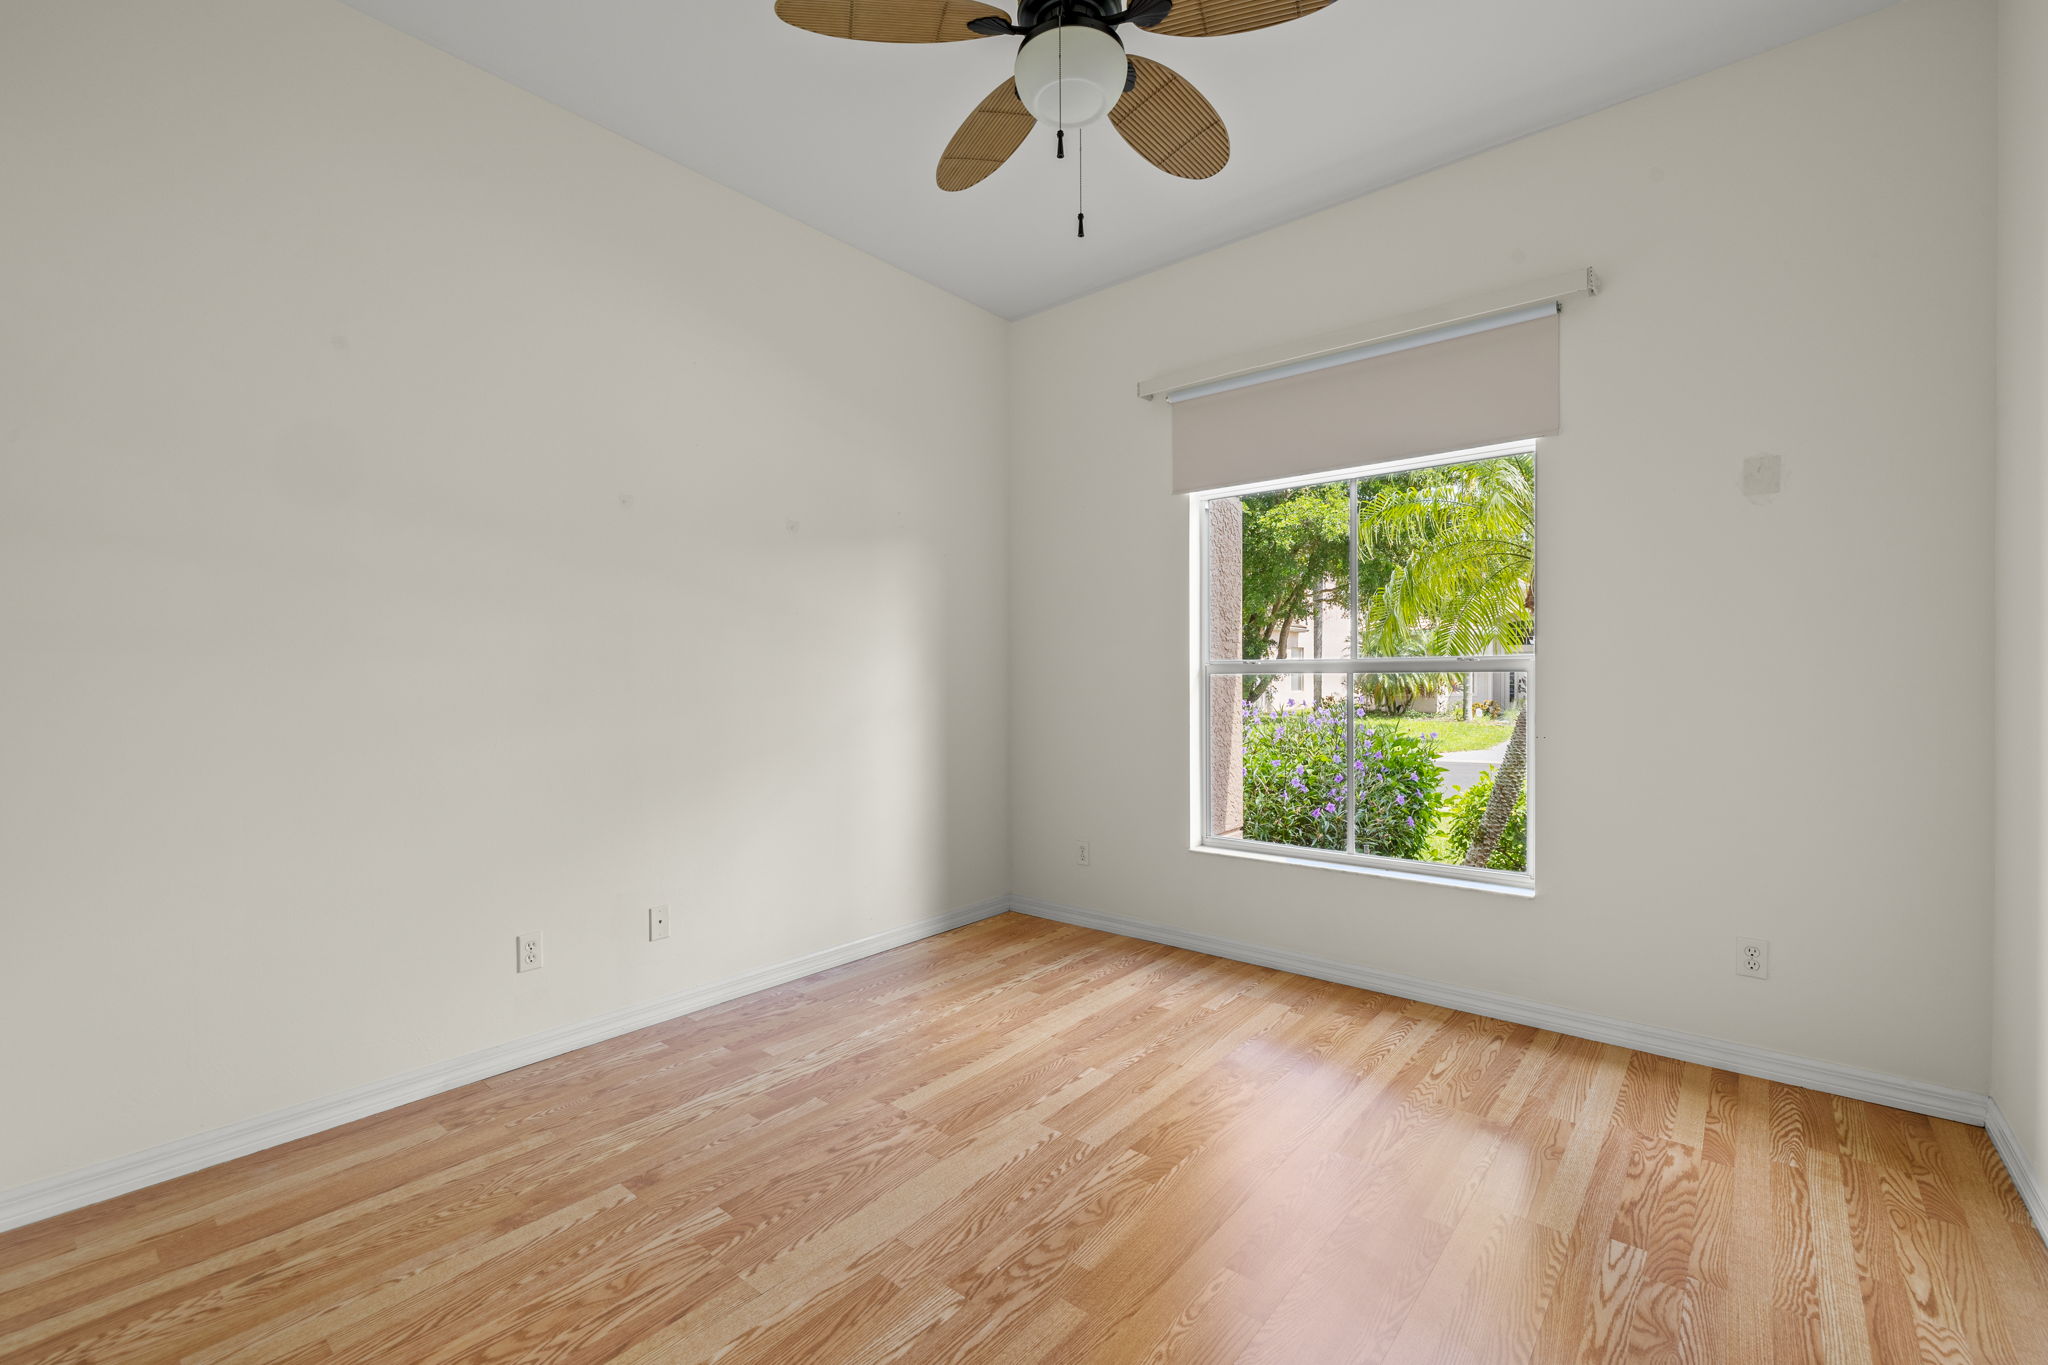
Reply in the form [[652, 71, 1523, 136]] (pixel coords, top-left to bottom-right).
[[517, 933, 544, 973], [1077, 841, 1091, 867], [1737, 937, 1769, 980], [648, 905, 670, 941]]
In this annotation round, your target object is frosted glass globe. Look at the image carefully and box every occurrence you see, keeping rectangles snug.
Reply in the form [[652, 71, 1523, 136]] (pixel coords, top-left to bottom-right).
[[1012, 25, 1126, 129]]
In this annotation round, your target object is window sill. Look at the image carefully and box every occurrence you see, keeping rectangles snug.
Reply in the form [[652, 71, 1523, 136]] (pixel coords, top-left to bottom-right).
[[1191, 840, 1536, 898]]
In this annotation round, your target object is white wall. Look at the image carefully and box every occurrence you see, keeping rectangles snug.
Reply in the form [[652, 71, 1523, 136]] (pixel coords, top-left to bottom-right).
[[1994, 0, 2048, 1179], [0, 0, 1008, 1192], [1009, 0, 1997, 1091]]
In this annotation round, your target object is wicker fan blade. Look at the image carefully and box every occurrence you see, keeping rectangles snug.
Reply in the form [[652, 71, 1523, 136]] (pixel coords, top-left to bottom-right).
[[775, 0, 1009, 43], [1150, 0, 1335, 38], [1110, 55, 1228, 179], [937, 79, 1034, 190]]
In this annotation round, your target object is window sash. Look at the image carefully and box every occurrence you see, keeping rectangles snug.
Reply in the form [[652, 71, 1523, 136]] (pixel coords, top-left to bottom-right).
[[1198, 672, 1535, 885], [1195, 445, 1535, 886]]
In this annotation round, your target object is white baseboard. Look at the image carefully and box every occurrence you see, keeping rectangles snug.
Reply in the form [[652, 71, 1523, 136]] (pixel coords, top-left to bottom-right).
[[1986, 1099, 2048, 1241], [1009, 896, 1992, 1127], [0, 898, 1009, 1235]]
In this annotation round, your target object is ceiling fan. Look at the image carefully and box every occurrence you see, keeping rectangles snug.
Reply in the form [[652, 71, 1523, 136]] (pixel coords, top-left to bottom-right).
[[774, 0, 1336, 200]]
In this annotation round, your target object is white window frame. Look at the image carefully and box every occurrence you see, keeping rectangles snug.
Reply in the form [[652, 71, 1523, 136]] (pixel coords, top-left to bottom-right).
[[1190, 439, 1537, 892]]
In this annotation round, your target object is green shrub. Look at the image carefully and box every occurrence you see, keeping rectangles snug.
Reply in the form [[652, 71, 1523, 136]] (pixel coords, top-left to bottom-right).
[[1240, 697, 1444, 860], [1432, 768, 1527, 871]]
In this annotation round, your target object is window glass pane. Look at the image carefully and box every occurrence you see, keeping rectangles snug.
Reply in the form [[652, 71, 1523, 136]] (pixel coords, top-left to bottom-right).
[[1209, 674, 1350, 851], [1354, 453, 1535, 656], [1205, 479, 1358, 664], [1352, 670, 1529, 872], [1199, 448, 1534, 882]]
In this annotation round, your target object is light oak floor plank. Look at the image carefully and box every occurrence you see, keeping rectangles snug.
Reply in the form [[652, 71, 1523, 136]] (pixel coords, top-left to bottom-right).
[[1, 912, 2043, 1363]]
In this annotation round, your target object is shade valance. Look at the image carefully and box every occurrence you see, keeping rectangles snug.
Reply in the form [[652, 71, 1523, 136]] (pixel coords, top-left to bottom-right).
[[1167, 308, 1562, 493]]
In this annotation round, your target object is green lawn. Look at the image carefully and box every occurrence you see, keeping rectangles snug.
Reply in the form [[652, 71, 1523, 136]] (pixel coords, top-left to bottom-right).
[[1369, 715, 1515, 754]]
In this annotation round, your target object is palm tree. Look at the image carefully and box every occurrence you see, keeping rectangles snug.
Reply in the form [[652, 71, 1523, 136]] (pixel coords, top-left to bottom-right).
[[1356, 456, 1534, 868], [1353, 622, 1457, 714]]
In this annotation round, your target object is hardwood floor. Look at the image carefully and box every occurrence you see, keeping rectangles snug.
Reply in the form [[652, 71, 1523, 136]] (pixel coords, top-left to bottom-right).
[[3, 912, 2044, 1363]]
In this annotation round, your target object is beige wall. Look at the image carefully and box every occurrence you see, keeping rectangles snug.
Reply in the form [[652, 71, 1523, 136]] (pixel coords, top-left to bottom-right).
[[1995, 0, 2048, 1181], [1009, 0, 1997, 1091], [0, 0, 1009, 1191]]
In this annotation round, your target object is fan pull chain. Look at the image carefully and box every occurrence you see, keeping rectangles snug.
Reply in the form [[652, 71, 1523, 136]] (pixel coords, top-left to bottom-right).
[[1054, 14, 1065, 160], [1076, 126, 1086, 238]]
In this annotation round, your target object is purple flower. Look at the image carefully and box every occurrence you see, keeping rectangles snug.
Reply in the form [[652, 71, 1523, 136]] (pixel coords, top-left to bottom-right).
[[1394, 792, 1407, 806]]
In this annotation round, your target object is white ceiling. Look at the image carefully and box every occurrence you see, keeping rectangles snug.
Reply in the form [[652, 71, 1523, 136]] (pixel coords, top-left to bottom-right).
[[338, 0, 1896, 318]]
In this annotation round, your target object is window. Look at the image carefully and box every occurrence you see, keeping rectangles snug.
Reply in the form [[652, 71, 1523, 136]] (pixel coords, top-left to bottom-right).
[[1197, 442, 1535, 888]]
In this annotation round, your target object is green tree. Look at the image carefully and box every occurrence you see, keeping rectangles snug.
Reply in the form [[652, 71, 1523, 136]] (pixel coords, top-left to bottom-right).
[[1237, 473, 1433, 703], [1237, 483, 1348, 702], [1357, 455, 1534, 868]]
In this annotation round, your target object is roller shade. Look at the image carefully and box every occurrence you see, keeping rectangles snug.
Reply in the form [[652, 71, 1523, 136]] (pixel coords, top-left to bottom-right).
[[1167, 305, 1563, 495]]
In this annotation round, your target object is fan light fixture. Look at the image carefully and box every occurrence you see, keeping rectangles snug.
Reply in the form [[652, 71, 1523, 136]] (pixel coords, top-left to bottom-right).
[[773, 0, 1340, 229], [1012, 24, 1127, 128]]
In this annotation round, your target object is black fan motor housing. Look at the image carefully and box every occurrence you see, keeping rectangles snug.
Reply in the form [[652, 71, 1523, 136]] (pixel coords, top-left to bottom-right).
[[1017, 0, 1125, 25], [1020, 0, 1132, 42], [972, 2, 1166, 44]]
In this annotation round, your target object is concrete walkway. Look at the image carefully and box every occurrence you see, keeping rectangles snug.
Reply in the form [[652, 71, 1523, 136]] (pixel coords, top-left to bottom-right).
[[1436, 741, 1507, 793]]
